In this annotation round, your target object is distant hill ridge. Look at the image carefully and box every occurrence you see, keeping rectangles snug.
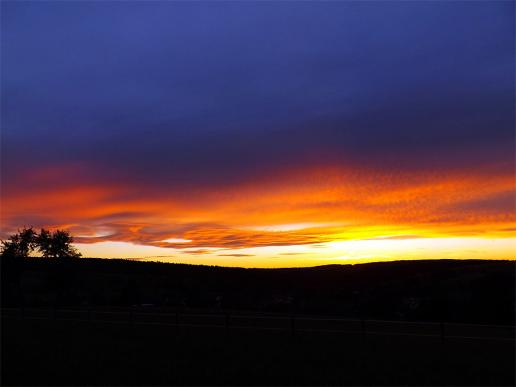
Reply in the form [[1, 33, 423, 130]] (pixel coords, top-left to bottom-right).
[[2, 258, 514, 325]]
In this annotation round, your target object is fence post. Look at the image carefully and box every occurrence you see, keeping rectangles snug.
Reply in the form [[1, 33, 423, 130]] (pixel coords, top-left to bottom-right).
[[175, 311, 180, 338], [440, 322, 445, 343], [225, 312, 230, 336], [290, 315, 296, 337]]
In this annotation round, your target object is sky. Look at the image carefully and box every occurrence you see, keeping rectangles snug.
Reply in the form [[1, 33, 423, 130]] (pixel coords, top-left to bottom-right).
[[1, 1, 515, 267]]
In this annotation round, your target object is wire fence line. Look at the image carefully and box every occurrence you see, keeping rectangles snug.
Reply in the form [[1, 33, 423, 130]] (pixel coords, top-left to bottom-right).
[[2, 307, 514, 343]]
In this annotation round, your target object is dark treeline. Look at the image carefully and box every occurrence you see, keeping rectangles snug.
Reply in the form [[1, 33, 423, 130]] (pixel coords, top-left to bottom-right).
[[1, 227, 81, 259], [2, 255, 514, 325]]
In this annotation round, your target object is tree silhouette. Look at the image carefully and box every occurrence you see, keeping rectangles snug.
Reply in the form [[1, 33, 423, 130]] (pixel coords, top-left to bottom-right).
[[37, 229, 81, 258], [1, 227, 81, 259], [36, 228, 52, 257], [0, 227, 37, 259], [0, 227, 37, 307]]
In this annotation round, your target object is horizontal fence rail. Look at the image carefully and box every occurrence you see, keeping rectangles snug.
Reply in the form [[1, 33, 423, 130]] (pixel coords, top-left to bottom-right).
[[2, 307, 514, 342]]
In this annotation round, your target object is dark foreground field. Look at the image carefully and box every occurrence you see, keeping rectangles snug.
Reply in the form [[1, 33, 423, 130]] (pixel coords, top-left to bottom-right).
[[2, 314, 514, 386], [1, 258, 515, 385]]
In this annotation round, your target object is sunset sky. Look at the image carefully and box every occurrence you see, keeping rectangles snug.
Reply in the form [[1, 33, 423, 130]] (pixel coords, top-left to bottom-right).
[[1, 1, 514, 267]]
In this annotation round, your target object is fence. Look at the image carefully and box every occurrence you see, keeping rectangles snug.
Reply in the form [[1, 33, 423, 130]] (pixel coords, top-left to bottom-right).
[[2, 307, 514, 343]]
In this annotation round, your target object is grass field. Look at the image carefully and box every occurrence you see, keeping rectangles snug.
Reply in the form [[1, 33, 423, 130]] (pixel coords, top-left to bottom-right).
[[2, 314, 514, 386]]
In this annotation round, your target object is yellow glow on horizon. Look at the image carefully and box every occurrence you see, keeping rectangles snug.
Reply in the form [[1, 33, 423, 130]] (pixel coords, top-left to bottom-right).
[[76, 236, 516, 268]]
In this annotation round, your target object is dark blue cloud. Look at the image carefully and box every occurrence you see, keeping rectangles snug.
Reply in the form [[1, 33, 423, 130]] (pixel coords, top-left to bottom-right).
[[448, 191, 515, 215], [2, 1, 514, 188]]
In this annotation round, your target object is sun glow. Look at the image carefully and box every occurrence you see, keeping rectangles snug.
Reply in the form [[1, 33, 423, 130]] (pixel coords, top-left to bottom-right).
[[3, 164, 514, 267], [76, 236, 516, 268], [162, 238, 192, 244]]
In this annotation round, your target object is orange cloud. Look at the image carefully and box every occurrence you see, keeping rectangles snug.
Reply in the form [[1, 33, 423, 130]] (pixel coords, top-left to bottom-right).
[[1, 162, 514, 257]]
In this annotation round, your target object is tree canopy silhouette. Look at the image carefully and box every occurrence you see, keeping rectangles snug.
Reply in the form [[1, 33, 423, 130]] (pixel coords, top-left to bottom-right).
[[0, 227, 37, 259], [37, 229, 81, 258], [1, 227, 81, 259]]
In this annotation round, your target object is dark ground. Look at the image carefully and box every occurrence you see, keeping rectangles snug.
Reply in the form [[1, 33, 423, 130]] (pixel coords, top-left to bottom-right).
[[2, 316, 514, 386], [1, 258, 515, 385]]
